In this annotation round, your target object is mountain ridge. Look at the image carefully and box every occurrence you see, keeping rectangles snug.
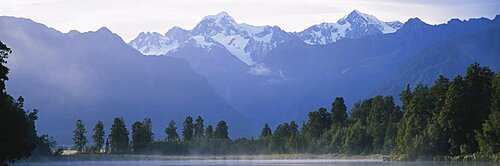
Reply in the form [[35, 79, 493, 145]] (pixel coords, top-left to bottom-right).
[[128, 10, 403, 65]]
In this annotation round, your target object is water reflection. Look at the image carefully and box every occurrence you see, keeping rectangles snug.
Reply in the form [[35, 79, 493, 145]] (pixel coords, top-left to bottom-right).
[[15, 159, 497, 166]]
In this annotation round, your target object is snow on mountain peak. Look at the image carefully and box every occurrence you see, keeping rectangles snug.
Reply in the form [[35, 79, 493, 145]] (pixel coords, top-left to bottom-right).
[[129, 10, 403, 64], [298, 10, 402, 45], [129, 12, 287, 65]]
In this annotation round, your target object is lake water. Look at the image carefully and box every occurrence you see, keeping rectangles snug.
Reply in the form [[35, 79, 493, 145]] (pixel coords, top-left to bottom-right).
[[13, 159, 497, 166]]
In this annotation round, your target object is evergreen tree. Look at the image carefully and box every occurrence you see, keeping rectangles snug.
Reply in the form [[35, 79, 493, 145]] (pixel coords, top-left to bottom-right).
[[331, 97, 348, 129], [350, 101, 369, 125], [131, 118, 153, 153], [182, 116, 194, 141], [303, 107, 332, 140], [343, 121, 371, 154], [260, 123, 272, 139], [73, 119, 87, 152], [400, 84, 413, 111], [0, 41, 36, 164], [205, 124, 214, 140], [269, 123, 290, 153], [165, 120, 179, 142], [214, 120, 229, 140], [194, 116, 205, 139], [286, 121, 301, 152], [92, 121, 105, 153], [476, 73, 500, 154], [439, 76, 468, 155], [425, 75, 451, 155], [462, 63, 494, 153], [109, 117, 129, 153], [396, 84, 434, 158]]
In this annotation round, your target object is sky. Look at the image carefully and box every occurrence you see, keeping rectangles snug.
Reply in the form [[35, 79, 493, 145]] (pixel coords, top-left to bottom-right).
[[1, 0, 499, 42]]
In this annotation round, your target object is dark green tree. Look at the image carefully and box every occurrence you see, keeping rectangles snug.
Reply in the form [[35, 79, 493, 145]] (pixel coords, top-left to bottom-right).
[[214, 120, 229, 140], [462, 63, 494, 153], [260, 123, 272, 139], [303, 107, 331, 140], [0, 41, 36, 164], [343, 121, 371, 154], [165, 120, 179, 142], [396, 84, 434, 159], [400, 84, 413, 111], [285, 121, 301, 152], [194, 116, 205, 139], [205, 124, 213, 140], [476, 73, 500, 154], [425, 75, 451, 156], [269, 123, 291, 153], [109, 117, 129, 153], [131, 118, 153, 153], [92, 121, 105, 153], [73, 119, 87, 152], [331, 97, 348, 129], [182, 116, 194, 141]]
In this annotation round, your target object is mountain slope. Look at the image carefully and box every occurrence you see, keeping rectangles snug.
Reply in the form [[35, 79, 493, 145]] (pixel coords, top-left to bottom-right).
[[0, 16, 254, 144], [380, 26, 500, 95]]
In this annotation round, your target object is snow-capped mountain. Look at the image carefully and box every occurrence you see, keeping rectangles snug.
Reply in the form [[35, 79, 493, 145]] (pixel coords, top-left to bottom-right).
[[129, 12, 292, 65], [129, 10, 403, 65], [129, 26, 190, 55], [297, 10, 402, 45]]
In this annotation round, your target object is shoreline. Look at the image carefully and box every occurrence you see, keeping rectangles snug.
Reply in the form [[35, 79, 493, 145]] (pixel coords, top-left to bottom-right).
[[21, 153, 385, 162]]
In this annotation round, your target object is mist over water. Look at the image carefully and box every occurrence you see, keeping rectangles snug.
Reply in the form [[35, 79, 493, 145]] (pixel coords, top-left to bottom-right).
[[14, 159, 496, 166]]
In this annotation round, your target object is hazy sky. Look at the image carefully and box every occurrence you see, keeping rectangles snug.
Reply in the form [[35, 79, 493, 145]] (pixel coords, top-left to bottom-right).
[[1, 0, 499, 41]]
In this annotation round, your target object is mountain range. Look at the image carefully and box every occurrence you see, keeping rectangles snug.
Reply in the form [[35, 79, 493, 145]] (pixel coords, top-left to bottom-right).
[[0, 10, 499, 144]]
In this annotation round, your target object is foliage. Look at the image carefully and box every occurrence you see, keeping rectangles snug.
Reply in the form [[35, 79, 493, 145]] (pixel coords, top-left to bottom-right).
[[109, 117, 129, 153], [73, 119, 87, 152], [182, 116, 194, 141], [165, 120, 179, 142], [131, 118, 153, 153], [92, 121, 105, 153]]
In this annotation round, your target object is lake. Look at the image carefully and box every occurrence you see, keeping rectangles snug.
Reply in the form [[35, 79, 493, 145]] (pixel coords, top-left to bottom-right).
[[13, 159, 497, 166]]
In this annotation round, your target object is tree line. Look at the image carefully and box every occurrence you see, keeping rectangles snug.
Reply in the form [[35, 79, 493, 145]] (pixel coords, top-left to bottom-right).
[[72, 116, 231, 154], [72, 63, 500, 161]]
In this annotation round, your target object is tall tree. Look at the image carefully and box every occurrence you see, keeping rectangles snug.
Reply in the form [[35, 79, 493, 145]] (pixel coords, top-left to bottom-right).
[[303, 107, 332, 140], [165, 120, 179, 142], [425, 75, 451, 155], [214, 120, 229, 140], [109, 117, 129, 153], [131, 118, 154, 153], [92, 121, 105, 153], [476, 73, 500, 154], [260, 123, 272, 139], [331, 97, 348, 129], [194, 116, 205, 139], [182, 116, 194, 141], [400, 84, 413, 111], [0, 41, 36, 164], [396, 84, 434, 158], [205, 124, 213, 140], [73, 119, 87, 152], [269, 123, 291, 153], [462, 63, 494, 153]]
